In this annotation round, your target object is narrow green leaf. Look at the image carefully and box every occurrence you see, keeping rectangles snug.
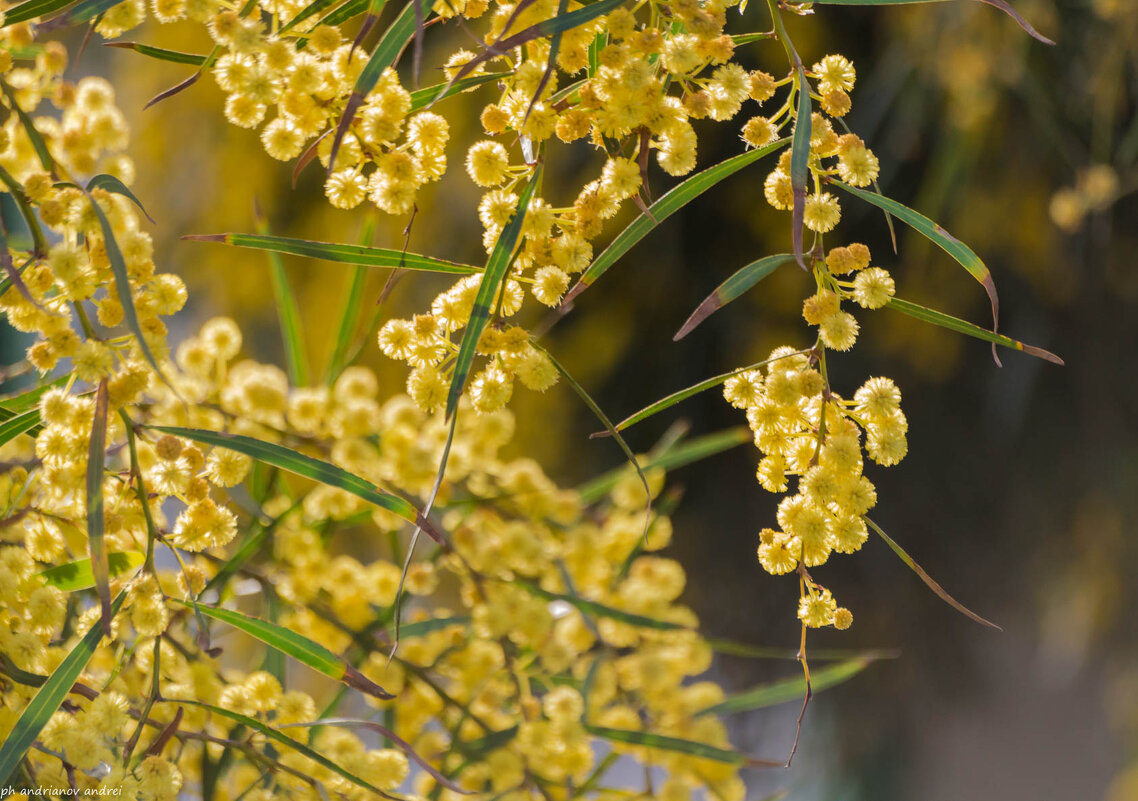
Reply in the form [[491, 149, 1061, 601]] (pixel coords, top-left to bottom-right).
[[169, 600, 391, 698], [86, 174, 154, 223], [253, 212, 309, 386], [0, 164, 48, 255], [577, 427, 751, 503], [832, 180, 1002, 360], [790, 68, 811, 270], [387, 615, 469, 639], [325, 217, 377, 386], [58, 0, 124, 23], [1, 0, 75, 25], [445, 167, 541, 419], [329, 0, 434, 173], [0, 593, 124, 786], [104, 41, 209, 65], [38, 551, 145, 592], [183, 233, 479, 275], [280, 0, 348, 32], [455, 725, 518, 759], [802, 0, 1053, 44], [886, 296, 1062, 364], [161, 699, 400, 799], [539, 344, 652, 538], [0, 81, 55, 172], [0, 376, 68, 414], [86, 193, 168, 383], [707, 638, 900, 661], [600, 349, 808, 435], [316, 0, 368, 28], [408, 73, 505, 112], [699, 658, 871, 716], [583, 725, 746, 765], [565, 139, 789, 302], [513, 579, 687, 631], [86, 380, 111, 636], [0, 408, 40, 447], [201, 498, 302, 596], [864, 516, 1000, 629], [149, 426, 446, 546], [436, 0, 622, 101], [675, 253, 793, 340]]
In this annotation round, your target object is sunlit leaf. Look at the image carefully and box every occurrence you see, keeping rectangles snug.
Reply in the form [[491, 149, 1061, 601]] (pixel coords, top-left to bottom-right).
[[170, 600, 392, 698], [150, 426, 446, 545], [86, 380, 111, 635], [832, 180, 1003, 361], [161, 699, 401, 799], [104, 41, 209, 65], [675, 253, 794, 340], [0, 593, 125, 785], [565, 139, 789, 303], [513, 579, 687, 631], [865, 516, 1000, 629], [699, 658, 872, 716], [445, 167, 541, 419], [886, 296, 1062, 364], [790, 68, 811, 270], [38, 551, 145, 592], [183, 232, 479, 275]]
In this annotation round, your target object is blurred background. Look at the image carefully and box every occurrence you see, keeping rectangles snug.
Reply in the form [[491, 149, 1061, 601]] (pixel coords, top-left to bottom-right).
[[7, 0, 1138, 797]]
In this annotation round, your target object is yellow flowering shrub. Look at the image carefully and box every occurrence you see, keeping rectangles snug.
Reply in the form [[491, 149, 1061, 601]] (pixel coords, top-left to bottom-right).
[[0, 0, 1063, 796]]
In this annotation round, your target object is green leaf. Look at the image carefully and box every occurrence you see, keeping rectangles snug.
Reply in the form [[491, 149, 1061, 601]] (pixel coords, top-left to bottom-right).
[[436, 0, 623, 100], [445, 166, 541, 419], [864, 516, 1000, 629], [0, 593, 124, 786], [280, 0, 349, 32], [38, 551, 145, 592], [1, 0, 75, 25], [57, 0, 125, 24], [699, 658, 872, 716], [577, 427, 751, 503], [169, 600, 392, 698], [790, 68, 811, 270], [387, 615, 469, 639], [801, 0, 1053, 44], [183, 232, 479, 275], [408, 73, 505, 112], [149, 426, 447, 546], [886, 296, 1062, 364], [160, 699, 400, 799], [86, 380, 112, 636], [253, 211, 309, 386], [0, 81, 55, 173], [201, 498, 303, 597], [325, 217, 377, 386], [0, 376, 67, 413], [583, 725, 746, 766], [316, 0, 368, 28], [104, 41, 209, 65], [539, 344, 652, 538], [566, 139, 789, 302], [86, 174, 154, 224], [675, 253, 793, 340], [832, 180, 1003, 360], [86, 191, 169, 383], [455, 725, 518, 759], [0, 408, 41, 447], [707, 638, 899, 662], [329, 0, 434, 173], [599, 349, 808, 435], [513, 579, 687, 631]]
